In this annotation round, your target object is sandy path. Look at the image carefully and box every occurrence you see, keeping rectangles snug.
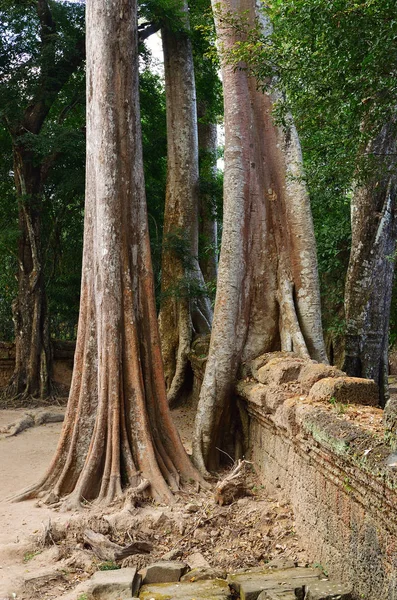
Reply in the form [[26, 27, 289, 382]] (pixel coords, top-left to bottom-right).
[[0, 409, 64, 596], [0, 404, 196, 597]]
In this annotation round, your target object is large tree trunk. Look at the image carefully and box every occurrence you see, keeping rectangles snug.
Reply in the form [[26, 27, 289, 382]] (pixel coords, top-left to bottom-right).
[[343, 120, 397, 407], [198, 105, 218, 285], [159, 6, 213, 407], [8, 144, 52, 399], [193, 0, 327, 474], [13, 0, 201, 507]]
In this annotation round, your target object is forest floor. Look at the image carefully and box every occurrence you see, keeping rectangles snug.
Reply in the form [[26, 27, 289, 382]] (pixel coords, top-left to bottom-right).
[[0, 402, 309, 600]]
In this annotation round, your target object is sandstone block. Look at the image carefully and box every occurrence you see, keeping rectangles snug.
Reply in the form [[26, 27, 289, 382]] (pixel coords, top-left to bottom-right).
[[139, 578, 231, 600], [141, 561, 188, 584], [308, 376, 379, 406], [180, 567, 227, 582], [258, 358, 306, 386], [298, 363, 344, 392], [186, 552, 211, 569], [228, 567, 321, 600], [88, 567, 140, 599], [250, 351, 299, 380], [304, 579, 353, 599], [258, 591, 298, 600]]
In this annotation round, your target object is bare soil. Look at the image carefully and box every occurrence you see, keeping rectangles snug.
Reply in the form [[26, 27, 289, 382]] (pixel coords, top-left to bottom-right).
[[0, 403, 308, 600]]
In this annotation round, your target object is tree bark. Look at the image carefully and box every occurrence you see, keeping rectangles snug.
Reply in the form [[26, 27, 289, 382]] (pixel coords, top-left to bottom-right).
[[198, 105, 218, 285], [193, 0, 327, 474], [343, 120, 397, 407], [13, 0, 201, 507], [159, 6, 213, 407], [8, 143, 52, 399]]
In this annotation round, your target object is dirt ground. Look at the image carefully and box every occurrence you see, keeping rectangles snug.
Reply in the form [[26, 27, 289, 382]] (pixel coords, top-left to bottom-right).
[[0, 404, 309, 600]]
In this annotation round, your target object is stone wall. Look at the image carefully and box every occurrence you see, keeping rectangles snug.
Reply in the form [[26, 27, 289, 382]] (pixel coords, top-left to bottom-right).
[[238, 352, 397, 600], [0, 341, 75, 390]]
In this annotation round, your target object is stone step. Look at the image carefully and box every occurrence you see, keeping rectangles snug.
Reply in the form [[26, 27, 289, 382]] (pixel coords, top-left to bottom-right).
[[87, 566, 141, 599], [228, 567, 322, 600], [139, 578, 231, 600], [303, 579, 352, 599]]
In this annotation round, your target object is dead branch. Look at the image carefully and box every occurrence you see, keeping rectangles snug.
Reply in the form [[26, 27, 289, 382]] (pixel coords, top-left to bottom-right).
[[0, 410, 64, 437], [83, 529, 153, 563], [214, 459, 254, 506]]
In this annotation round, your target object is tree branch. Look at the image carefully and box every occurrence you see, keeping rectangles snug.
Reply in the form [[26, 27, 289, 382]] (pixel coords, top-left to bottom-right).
[[138, 22, 161, 42]]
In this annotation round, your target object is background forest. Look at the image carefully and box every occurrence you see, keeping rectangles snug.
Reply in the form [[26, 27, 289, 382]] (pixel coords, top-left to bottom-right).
[[0, 0, 396, 404]]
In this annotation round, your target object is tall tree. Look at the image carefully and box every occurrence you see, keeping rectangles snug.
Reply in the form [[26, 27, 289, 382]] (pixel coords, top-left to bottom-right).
[[193, 0, 327, 474], [344, 120, 397, 406], [159, 0, 213, 406], [14, 0, 200, 507], [197, 110, 218, 285], [0, 0, 85, 399]]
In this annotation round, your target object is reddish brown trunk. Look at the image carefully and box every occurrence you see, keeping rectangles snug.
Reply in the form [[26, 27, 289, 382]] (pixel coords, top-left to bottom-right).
[[13, 0, 201, 507], [193, 0, 326, 473], [159, 8, 213, 406]]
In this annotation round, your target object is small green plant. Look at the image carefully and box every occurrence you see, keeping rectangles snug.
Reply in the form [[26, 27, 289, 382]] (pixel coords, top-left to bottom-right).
[[23, 550, 42, 563], [328, 396, 348, 415], [343, 477, 353, 494], [312, 562, 329, 577], [77, 594, 88, 600], [98, 561, 120, 571]]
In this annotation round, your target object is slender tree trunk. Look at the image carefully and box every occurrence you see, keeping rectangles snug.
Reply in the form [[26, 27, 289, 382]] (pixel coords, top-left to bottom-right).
[[8, 144, 52, 399], [3, 0, 84, 401], [198, 105, 218, 284], [193, 0, 327, 474], [343, 120, 397, 407], [13, 0, 201, 507], [159, 6, 213, 407]]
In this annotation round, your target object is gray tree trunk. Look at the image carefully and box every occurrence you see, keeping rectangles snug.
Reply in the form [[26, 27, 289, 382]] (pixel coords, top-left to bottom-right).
[[159, 4, 213, 406], [198, 105, 218, 285], [344, 120, 397, 407], [193, 0, 327, 474]]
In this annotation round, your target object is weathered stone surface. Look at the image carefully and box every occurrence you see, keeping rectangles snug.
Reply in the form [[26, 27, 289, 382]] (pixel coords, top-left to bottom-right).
[[264, 558, 297, 571], [228, 567, 321, 600], [139, 578, 231, 600], [186, 552, 211, 569], [258, 358, 305, 386], [308, 376, 379, 406], [141, 561, 188, 584], [298, 363, 344, 392], [180, 567, 227, 582], [258, 591, 298, 600], [304, 579, 353, 599], [162, 548, 183, 561], [88, 567, 140, 599], [250, 352, 299, 380]]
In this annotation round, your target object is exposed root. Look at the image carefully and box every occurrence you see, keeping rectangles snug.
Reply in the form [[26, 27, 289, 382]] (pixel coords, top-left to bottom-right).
[[0, 383, 68, 409], [214, 459, 254, 506], [83, 527, 153, 562], [124, 478, 151, 510], [0, 409, 64, 437]]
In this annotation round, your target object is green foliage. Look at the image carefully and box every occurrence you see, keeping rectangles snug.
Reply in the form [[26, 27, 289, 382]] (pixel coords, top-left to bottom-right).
[[139, 0, 188, 33], [0, 1, 169, 342], [162, 228, 195, 271]]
